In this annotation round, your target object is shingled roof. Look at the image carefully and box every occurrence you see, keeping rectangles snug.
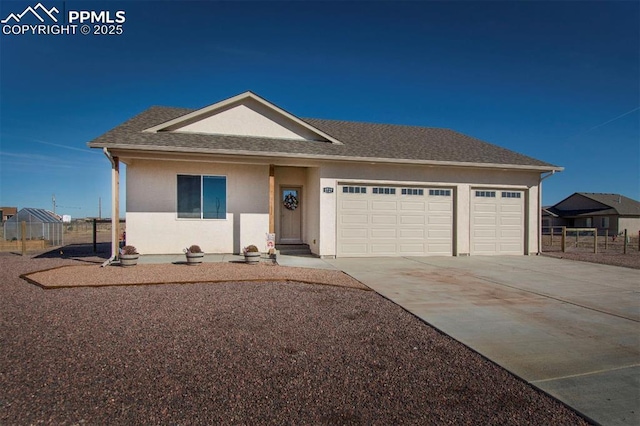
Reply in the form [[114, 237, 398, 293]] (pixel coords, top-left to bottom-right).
[[549, 193, 640, 217], [88, 105, 560, 170]]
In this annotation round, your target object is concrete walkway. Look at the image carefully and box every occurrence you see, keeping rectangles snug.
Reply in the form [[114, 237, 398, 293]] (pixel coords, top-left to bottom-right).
[[327, 256, 639, 426], [136, 253, 338, 270]]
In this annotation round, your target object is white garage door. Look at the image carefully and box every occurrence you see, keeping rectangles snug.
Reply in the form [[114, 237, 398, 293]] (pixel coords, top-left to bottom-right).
[[337, 185, 453, 257], [471, 189, 525, 255]]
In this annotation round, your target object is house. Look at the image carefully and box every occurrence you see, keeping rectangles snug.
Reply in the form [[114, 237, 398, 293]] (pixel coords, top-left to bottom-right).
[[88, 91, 562, 258], [0, 206, 17, 222], [546, 193, 640, 236]]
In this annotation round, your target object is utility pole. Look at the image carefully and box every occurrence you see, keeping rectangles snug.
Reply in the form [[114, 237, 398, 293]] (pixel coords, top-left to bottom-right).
[[52, 194, 56, 214], [99, 197, 102, 219]]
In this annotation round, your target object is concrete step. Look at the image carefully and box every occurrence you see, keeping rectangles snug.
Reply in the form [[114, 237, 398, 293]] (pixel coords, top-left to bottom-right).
[[276, 244, 312, 256]]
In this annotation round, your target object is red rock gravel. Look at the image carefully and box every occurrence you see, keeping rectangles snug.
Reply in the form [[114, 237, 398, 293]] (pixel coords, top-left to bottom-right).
[[1, 253, 590, 425]]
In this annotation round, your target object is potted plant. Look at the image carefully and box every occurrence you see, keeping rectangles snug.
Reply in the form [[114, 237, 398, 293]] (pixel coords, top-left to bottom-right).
[[184, 244, 204, 266], [243, 245, 261, 264], [119, 245, 139, 267]]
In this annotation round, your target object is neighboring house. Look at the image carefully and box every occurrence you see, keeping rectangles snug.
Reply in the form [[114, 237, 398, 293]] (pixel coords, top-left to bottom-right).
[[0, 206, 17, 222], [541, 206, 561, 230], [88, 91, 562, 257], [546, 193, 640, 236]]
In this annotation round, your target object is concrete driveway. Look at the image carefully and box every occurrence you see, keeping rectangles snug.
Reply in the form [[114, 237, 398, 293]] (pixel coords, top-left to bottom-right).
[[327, 256, 639, 426]]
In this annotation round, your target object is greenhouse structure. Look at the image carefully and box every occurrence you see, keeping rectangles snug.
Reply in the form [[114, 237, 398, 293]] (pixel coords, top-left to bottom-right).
[[3, 208, 64, 246]]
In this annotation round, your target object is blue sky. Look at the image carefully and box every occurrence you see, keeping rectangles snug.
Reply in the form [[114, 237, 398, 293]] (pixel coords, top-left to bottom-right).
[[1, 0, 638, 218]]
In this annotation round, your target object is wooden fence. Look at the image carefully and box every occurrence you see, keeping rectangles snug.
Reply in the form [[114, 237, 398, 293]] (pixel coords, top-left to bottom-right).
[[543, 227, 639, 253]]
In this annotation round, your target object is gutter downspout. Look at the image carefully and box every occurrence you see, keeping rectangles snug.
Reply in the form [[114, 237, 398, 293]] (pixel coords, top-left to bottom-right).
[[538, 170, 556, 255], [102, 148, 120, 267]]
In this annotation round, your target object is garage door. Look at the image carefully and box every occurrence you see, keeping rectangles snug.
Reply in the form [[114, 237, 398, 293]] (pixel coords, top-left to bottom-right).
[[337, 185, 453, 257], [471, 189, 524, 255]]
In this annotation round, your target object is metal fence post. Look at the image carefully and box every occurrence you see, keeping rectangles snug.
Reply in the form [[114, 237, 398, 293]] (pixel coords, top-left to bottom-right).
[[624, 229, 628, 254], [93, 218, 97, 253], [21, 221, 27, 256], [605, 230, 608, 250], [562, 226, 566, 252], [594, 229, 597, 254]]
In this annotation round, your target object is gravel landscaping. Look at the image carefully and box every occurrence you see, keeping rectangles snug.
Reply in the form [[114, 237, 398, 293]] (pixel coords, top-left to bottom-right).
[[1, 253, 590, 425], [21, 262, 368, 290], [542, 250, 640, 269]]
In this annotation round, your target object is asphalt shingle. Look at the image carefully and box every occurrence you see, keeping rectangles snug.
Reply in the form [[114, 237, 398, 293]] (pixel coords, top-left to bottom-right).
[[88, 106, 559, 169]]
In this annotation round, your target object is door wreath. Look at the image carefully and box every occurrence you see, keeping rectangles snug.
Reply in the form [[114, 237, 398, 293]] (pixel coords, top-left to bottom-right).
[[283, 193, 299, 210]]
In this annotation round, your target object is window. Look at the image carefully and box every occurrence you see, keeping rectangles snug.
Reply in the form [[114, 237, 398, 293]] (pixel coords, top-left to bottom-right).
[[342, 186, 366, 194], [475, 191, 496, 198], [402, 188, 424, 196], [372, 187, 396, 195], [429, 189, 451, 196], [601, 217, 609, 228], [501, 191, 521, 199], [177, 175, 227, 219]]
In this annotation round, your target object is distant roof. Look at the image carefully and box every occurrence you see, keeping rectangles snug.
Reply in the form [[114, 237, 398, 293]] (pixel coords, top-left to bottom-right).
[[577, 193, 640, 216], [550, 193, 640, 217], [88, 104, 560, 171], [5, 208, 62, 223]]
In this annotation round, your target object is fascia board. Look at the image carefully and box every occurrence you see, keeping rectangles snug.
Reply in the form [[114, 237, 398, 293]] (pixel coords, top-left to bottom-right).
[[94, 144, 564, 173]]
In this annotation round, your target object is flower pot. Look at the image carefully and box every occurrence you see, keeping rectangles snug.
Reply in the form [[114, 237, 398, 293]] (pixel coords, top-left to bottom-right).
[[120, 253, 139, 267], [186, 252, 204, 266], [244, 252, 261, 264]]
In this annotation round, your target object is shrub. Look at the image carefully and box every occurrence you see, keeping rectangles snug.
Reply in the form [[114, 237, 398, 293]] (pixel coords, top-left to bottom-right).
[[120, 245, 138, 255], [186, 244, 203, 253], [243, 245, 259, 253]]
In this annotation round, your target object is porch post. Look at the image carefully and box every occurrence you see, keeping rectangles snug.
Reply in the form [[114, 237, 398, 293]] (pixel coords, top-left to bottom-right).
[[112, 156, 120, 258], [269, 165, 275, 233], [101, 148, 120, 267]]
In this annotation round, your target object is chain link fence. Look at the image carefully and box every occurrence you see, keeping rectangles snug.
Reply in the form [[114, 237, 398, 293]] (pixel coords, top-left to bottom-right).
[[3, 219, 64, 246]]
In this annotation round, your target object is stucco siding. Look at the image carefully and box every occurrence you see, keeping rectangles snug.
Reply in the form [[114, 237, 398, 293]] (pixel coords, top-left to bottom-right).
[[126, 160, 269, 254], [305, 167, 321, 255], [126, 212, 234, 254], [240, 214, 270, 252], [123, 157, 543, 257], [175, 99, 321, 140], [319, 177, 338, 257], [618, 218, 640, 236]]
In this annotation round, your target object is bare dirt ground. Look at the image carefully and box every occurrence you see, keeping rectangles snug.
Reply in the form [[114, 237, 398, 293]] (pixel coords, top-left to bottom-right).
[[542, 250, 640, 269], [0, 250, 590, 425], [542, 235, 640, 269]]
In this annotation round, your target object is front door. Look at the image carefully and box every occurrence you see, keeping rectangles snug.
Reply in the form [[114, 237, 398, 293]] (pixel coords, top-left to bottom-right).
[[280, 187, 302, 243]]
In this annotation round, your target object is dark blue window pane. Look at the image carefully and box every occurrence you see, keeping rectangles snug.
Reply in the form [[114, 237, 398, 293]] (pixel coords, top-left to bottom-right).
[[203, 176, 227, 219], [177, 175, 201, 218]]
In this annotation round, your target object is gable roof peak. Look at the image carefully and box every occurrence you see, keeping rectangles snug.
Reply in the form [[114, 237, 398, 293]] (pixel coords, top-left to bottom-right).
[[141, 91, 344, 145]]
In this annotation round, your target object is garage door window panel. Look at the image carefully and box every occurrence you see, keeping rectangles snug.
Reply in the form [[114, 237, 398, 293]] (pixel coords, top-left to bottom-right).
[[342, 186, 367, 194], [373, 187, 396, 195], [429, 189, 451, 196]]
